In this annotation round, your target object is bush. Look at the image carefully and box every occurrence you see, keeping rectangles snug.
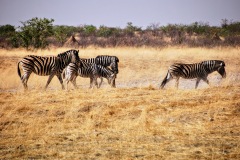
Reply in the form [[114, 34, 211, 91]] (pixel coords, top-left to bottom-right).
[[1, 17, 240, 48], [124, 22, 142, 37], [0, 25, 15, 38], [17, 17, 54, 49], [221, 19, 240, 36], [83, 25, 96, 36], [53, 26, 69, 46], [97, 26, 113, 37], [0, 25, 17, 48]]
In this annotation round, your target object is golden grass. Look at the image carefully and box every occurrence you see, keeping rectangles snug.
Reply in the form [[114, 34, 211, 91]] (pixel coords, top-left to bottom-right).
[[0, 47, 240, 159]]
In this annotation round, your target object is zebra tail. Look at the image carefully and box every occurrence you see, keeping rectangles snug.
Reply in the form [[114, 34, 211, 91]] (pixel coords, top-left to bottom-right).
[[160, 71, 170, 89], [17, 61, 21, 78]]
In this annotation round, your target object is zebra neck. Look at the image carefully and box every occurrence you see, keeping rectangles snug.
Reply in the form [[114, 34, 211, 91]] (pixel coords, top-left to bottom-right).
[[58, 57, 71, 72], [202, 61, 216, 73], [80, 59, 91, 68], [103, 69, 113, 78]]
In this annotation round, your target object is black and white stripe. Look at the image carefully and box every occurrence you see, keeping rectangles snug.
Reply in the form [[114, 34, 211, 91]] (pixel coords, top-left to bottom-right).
[[160, 60, 226, 89], [96, 65, 116, 88], [63, 60, 116, 89], [82, 55, 119, 74], [82, 55, 119, 87], [95, 55, 119, 74], [81, 58, 95, 64], [17, 49, 80, 90]]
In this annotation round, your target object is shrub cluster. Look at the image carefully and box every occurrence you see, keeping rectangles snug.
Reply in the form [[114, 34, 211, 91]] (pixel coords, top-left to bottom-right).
[[0, 18, 240, 49]]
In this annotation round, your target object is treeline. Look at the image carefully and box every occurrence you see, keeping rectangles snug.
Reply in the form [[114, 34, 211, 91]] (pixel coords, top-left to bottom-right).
[[0, 17, 240, 49]]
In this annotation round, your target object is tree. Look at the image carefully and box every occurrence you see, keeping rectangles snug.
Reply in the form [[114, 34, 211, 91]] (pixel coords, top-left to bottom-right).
[[0, 24, 15, 37], [97, 25, 114, 37], [53, 25, 68, 46], [18, 17, 54, 49], [83, 25, 96, 36], [124, 22, 142, 36], [0, 24, 17, 48]]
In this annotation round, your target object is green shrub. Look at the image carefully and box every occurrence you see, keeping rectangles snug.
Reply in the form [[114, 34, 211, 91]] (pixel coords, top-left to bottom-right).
[[97, 25, 113, 37], [83, 25, 96, 36], [17, 17, 54, 49]]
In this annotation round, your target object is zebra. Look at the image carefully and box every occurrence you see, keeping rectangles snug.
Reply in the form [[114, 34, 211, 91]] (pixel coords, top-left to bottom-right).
[[82, 55, 119, 74], [82, 55, 119, 87], [95, 55, 119, 74], [160, 60, 226, 89], [96, 65, 116, 88], [17, 49, 80, 90], [63, 61, 116, 90]]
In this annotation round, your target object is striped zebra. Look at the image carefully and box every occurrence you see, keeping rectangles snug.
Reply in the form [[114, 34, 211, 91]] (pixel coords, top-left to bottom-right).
[[160, 60, 226, 89], [82, 55, 119, 74], [96, 55, 119, 74], [17, 49, 80, 90], [82, 55, 119, 87], [63, 61, 116, 90]]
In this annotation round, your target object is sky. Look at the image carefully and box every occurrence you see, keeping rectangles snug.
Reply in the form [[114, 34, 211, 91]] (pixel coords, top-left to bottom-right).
[[0, 0, 240, 28]]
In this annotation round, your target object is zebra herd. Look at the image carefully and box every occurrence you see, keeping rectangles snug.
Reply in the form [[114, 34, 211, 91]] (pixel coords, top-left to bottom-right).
[[63, 56, 119, 90], [17, 49, 226, 90], [17, 50, 119, 90]]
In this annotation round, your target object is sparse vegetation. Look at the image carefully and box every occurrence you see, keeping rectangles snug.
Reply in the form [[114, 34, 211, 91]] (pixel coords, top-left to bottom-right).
[[1, 18, 240, 49], [0, 47, 239, 159]]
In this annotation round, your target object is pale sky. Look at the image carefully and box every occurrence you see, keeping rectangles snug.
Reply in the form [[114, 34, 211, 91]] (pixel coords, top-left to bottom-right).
[[0, 0, 239, 28]]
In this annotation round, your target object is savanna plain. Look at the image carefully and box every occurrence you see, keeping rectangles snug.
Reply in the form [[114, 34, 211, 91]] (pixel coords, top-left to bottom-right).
[[0, 47, 240, 159]]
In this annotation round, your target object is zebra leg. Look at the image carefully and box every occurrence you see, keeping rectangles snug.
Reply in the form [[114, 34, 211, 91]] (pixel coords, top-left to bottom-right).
[[175, 78, 179, 89], [72, 76, 78, 89], [89, 77, 93, 89], [93, 77, 98, 89], [64, 74, 70, 91], [45, 74, 55, 90], [112, 78, 116, 88], [195, 78, 201, 89], [56, 74, 65, 90], [66, 80, 69, 91], [21, 73, 30, 90], [98, 77, 103, 88]]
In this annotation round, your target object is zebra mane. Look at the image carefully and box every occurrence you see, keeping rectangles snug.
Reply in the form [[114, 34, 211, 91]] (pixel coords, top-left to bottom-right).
[[57, 49, 76, 57], [201, 60, 225, 66], [201, 60, 214, 64], [81, 58, 96, 64], [96, 55, 119, 63]]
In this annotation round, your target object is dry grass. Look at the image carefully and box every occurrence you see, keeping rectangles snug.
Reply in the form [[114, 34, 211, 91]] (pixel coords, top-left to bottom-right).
[[0, 47, 240, 159]]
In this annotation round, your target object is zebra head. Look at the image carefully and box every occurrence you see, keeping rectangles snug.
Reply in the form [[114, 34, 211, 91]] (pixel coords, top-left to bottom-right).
[[110, 56, 119, 74], [216, 60, 226, 78], [58, 49, 80, 65], [70, 49, 80, 64], [107, 73, 116, 88], [202, 60, 226, 78]]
